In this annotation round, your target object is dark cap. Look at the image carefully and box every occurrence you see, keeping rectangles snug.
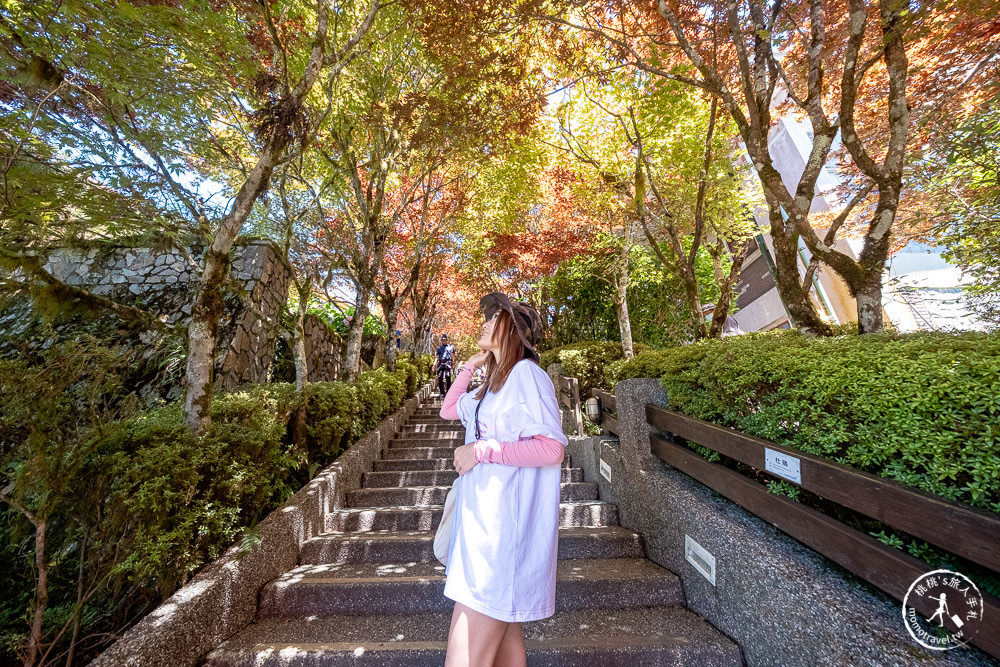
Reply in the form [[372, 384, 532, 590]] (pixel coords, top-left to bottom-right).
[[479, 292, 543, 362]]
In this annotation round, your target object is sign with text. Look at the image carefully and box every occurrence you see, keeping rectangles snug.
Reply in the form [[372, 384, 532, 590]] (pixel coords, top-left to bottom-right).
[[599, 458, 612, 482], [764, 448, 801, 484]]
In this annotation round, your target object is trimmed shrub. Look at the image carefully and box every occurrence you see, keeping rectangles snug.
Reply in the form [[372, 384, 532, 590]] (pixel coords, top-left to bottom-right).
[[541, 340, 651, 398], [611, 330, 1000, 514], [93, 383, 303, 594], [395, 358, 419, 396], [354, 368, 404, 435], [305, 381, 358, 461], [1, 357, 433, 664]]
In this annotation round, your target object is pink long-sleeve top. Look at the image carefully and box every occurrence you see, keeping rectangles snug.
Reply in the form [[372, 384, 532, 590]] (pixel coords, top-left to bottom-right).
[[440, 363, 564, 467]]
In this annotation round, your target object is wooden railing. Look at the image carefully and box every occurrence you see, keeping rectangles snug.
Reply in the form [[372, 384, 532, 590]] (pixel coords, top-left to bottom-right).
[[646, 404, 1000, 660], [555, 375, 584, 436], [592, 389, 620, 436]]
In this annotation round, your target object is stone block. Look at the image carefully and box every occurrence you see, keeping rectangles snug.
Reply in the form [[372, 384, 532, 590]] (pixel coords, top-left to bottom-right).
[[613, 378, 668, 472]]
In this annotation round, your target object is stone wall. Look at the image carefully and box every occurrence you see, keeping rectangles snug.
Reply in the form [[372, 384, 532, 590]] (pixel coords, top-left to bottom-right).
[[560, 377, 995, 667], [42, 240, 292, 388], [217, 244, 291, 388], [303, 313, 341, 382]]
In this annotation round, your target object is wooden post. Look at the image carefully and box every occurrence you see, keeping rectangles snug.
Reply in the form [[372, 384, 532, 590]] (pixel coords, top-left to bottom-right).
[[569, 376, 584, 437]]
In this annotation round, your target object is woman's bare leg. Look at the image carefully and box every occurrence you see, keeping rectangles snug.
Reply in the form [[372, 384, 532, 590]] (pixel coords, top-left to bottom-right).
[[444, 602, 509, 667], [492, 622, 526, 667]]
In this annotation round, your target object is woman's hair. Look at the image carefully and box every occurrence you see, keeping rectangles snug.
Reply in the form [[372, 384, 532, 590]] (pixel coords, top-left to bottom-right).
[[475, 310, 533, 399]]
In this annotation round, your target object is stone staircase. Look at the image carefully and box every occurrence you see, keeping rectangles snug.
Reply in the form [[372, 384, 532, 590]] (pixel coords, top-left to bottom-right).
[[203, 400, 743, 666]]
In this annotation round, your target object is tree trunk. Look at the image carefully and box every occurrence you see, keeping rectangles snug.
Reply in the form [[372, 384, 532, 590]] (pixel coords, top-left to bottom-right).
[[26, 519, 46, 667], [410, 282, 433, 357], [293, 288, 309, 392], [290, 286, 309, 457], [854, 276, 884, 334], [709, 240, 748, 338], [767, 207, 832, 336], [414, 317, 432, 356], [419, 309, 436, 356], [680, 265, 707, 340], [183, 249, 230, 435], [343, 281, 373, 380], [611, 255, 634, 359], [384, 304, 401, 372]]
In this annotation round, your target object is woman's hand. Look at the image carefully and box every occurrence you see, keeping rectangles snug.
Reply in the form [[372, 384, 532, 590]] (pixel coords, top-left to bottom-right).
[[465, 350, 490, 368], [453, 443, 479, 476]]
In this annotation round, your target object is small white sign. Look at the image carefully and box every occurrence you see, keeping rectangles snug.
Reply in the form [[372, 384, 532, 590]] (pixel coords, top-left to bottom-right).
[[685, 535, 716, 586], [765, 447, 802, 484], [599, 458, 612, 482]]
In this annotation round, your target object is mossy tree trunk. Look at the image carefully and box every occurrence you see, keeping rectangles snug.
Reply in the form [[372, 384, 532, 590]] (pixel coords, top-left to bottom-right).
[[708, 237, 749, 338], [611, 245, 635, 359]]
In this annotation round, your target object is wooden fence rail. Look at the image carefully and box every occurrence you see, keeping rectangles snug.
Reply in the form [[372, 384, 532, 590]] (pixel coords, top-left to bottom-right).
[[592, 389, 620, 436], [646, 405, 1000, 660], [556, 375, 584, 436], [646, 406, 1000, 572]]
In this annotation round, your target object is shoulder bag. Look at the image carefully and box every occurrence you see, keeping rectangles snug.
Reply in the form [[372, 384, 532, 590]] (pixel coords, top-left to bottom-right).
[[433, 395, 485, 565]]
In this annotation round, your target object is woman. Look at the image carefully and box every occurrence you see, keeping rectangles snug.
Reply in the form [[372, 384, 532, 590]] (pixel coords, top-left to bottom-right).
[[438, 293, 568, 667]]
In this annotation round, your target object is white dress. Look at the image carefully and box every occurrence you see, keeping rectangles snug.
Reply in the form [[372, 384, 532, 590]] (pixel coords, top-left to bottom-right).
[[442, 359, 569, 622]]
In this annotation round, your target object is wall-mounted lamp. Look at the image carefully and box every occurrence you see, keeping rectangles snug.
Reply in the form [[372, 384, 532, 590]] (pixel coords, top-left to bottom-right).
[[584, 396, 602, 424]]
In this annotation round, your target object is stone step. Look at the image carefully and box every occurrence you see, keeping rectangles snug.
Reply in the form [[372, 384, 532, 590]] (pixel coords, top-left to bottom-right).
[[258, 558, 684, 617], [299, 526, 644, 565], [325, 501, 619, 532], [395, 429, 464, 440], [388, 436, 464, 449], [402, 423, 464, 432], [407, 416, 455, 424], [204, 605, 743, 667], [373, 458, 456, 472], [346, 482, 599, 508], [362, 467, 583, 488], [381, 446, 460, 460], [372, 457, 573, 472]]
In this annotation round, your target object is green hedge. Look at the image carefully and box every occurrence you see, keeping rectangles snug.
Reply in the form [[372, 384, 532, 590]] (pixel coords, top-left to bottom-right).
[[540, 340, 651, 398], [306, 354, 429, 461], [92, 384, 304, 594], [609, 330, 1000, 514], [92, 361, 432, 593]]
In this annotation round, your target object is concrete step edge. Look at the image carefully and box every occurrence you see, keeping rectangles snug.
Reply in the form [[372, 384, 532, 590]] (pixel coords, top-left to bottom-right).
[[205, 606, 743, 667], [259, 559, 685, 617], [299, 526, 644, 564]]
